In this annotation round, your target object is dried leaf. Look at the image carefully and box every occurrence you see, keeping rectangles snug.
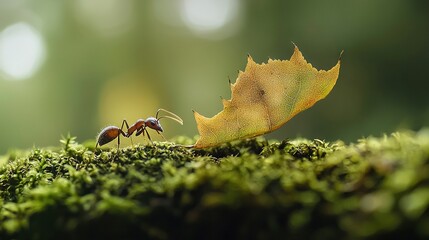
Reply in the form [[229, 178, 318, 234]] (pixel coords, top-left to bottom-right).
[[193, 44, 342, 148]]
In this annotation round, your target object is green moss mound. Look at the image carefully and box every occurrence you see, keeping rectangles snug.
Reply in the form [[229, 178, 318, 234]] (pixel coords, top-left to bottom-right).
[[1, 130, 429, 239]]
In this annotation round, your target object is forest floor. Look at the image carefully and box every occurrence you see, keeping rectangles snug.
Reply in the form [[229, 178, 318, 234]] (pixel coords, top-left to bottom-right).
[[1, 130, 429, 239]]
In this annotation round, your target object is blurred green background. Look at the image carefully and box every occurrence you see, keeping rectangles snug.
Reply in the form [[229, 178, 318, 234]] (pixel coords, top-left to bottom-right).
[[0, 0, 428, 153]]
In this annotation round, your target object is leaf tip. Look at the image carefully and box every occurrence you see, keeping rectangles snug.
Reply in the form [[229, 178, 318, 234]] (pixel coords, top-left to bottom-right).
[[338, 50, 344, 62], [247, 54, 254, 63], [228, 76, 234, 85], [193, 110, 205, 124], [222, 98, 231, 108], [291, 41, 299, 50]]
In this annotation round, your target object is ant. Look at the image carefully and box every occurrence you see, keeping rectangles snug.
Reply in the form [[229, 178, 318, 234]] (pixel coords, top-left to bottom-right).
[[95, 108, 183, 149]]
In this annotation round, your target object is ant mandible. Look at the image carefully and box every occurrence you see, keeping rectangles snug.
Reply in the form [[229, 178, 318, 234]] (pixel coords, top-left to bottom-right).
[[95, 108, 183, 149]]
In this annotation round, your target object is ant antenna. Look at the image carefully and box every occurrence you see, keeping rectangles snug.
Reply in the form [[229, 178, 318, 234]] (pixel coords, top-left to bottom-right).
[[156, 108, 184, 125]]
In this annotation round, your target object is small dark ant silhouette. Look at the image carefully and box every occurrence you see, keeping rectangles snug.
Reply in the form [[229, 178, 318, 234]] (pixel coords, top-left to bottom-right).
[[95, 108, 183, 149]]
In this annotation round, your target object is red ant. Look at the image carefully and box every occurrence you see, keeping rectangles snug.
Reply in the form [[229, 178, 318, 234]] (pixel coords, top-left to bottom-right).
[[95, 109, 183, 149]]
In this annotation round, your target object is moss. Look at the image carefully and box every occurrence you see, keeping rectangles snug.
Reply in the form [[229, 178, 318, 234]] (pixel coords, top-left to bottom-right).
[[1, 130, 429, 239]]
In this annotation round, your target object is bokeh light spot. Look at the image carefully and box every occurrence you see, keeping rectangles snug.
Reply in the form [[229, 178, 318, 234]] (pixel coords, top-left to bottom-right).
[[179, 0, 240, 38], [0, 22, 46, 80]]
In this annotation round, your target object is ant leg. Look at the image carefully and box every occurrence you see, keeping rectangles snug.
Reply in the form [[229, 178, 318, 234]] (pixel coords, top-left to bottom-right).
[[129, 137, 134, 147], [157, 131, 167, 141], [121, 120, 130, 135], [117, 134, 121, 149], [136, 127, 152, 145], [136, 127, 144, 136], [145, 128, 153, 144], [121, 120, 133, 146]]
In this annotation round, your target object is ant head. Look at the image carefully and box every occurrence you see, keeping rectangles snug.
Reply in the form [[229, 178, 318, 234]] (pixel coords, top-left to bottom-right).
[[144, 109, 183, 133], [145, 117, 163, 132]]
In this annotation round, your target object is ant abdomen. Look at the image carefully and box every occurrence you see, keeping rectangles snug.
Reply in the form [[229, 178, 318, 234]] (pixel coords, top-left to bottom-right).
[[96, 126, 126, 148]]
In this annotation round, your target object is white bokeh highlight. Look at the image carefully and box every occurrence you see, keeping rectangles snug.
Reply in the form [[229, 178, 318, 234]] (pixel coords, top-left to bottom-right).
[[0, 22, 46, 80], [179, 0, 240, 39]]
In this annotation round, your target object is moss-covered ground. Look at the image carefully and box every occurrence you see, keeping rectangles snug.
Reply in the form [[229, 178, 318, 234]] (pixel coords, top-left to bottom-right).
[[1, 130, 429, 239]]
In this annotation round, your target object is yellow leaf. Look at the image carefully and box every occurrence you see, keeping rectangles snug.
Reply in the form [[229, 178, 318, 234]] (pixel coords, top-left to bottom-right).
[[193, 44, 342, 148]]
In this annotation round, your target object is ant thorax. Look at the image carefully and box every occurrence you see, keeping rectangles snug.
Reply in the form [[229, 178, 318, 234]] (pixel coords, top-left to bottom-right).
[[127, 119, 146, 136], [131, 119, 145, 128]]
